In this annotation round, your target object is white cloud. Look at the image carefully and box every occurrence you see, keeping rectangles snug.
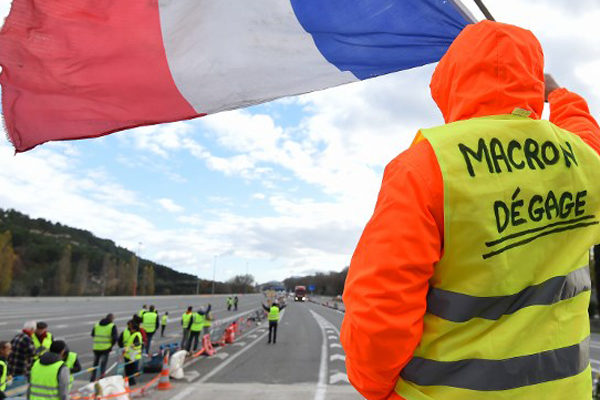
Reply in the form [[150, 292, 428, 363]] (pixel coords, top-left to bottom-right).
[[1, 0, 599, 283], [157, 198, 184, 213]]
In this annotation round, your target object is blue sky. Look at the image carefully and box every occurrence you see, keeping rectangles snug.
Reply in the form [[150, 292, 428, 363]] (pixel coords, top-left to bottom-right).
[[1, 1, 599, 284]]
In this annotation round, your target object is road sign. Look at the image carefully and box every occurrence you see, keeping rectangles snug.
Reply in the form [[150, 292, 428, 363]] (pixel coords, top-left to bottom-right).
[[308, 285, 315, 292]]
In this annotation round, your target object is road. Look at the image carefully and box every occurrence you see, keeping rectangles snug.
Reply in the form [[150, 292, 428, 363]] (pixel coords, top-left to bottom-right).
[[0, 295, 362, 399], [4, 295, 600, 400], [0, 294, 265, 380]]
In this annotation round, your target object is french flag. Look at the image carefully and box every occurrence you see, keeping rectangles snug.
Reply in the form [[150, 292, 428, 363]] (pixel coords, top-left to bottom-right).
[[0, 0, 474, 152]]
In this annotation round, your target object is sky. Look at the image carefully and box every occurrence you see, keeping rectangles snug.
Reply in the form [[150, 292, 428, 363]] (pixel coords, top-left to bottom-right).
[[0, 1, 599, 284]]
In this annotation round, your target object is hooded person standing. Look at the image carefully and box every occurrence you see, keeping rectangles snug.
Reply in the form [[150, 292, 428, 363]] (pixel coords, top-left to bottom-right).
[[341, 20, 600, 400], [27, 340, 70, 400]]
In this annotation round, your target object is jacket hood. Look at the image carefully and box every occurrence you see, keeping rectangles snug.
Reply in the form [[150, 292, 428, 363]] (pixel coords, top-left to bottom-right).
[[430, 20, 545, 123], [99, 318, 112, 325], [39, 352, 62, 366]]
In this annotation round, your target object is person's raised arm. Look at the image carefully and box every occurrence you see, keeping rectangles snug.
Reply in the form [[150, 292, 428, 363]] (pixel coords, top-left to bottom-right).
[[545, 74, 600, 155]]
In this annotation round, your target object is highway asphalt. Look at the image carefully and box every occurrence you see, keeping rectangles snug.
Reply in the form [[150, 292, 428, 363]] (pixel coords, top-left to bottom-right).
[[4, 295, 600, 400]]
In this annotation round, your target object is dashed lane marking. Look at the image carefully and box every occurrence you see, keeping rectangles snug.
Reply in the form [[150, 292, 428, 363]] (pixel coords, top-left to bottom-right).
[[330, 354, 345, 362], [327, 335, 337, 340], [232, 341, 247, 347], [184, 370, 200, 382], [330, 371, 350, 384], [329, 343, 342, 349]]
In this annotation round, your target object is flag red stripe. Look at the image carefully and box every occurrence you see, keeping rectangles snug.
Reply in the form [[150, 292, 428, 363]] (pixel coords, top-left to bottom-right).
[[0, 0, 200, 152]]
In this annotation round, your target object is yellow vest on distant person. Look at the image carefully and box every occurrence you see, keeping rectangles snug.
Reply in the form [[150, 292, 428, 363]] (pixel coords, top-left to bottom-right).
[[396, 114, 600, 399]]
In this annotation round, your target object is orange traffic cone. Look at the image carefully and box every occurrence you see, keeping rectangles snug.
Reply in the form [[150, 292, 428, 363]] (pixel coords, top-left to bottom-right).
[[123, 376, 132, 400], [157, 352, 172, 391]]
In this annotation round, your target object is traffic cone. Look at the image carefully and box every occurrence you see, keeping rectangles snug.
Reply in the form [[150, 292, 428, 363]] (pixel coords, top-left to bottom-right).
[[123, 376, 132, 400], [157, 352, 172, 391]]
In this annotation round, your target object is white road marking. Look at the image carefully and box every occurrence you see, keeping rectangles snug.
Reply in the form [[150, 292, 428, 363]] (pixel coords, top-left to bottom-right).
[[247, 334, 258, 339], [213, 352, 229, 360], [232, 341, 247, 347], [330, 372, 350, 384], [328, 335, 337, 340], [184, 370, 200, 382], [310, 310, 329, 400], [329, 343, 342, 349], [173, 311, 284, 400], [54, 324, 69, 329], [330, 354, 345, 362]]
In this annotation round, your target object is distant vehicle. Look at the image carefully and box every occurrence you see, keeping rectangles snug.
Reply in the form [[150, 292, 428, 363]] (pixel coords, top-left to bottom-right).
[[294, 286, 307, 302]]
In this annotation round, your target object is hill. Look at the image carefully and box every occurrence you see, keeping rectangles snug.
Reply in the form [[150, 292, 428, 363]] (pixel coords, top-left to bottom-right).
[[0, 208, 237, 296]]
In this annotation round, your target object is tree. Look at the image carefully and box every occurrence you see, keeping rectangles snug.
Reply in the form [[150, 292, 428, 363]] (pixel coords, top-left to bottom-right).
[[0, 230, 15, 295], [72, 256, 89, 296], [141, 265, 155, 295], [55, 244, 72, 296], [117, 257, 136, 295], [227, 274, 256, 293]]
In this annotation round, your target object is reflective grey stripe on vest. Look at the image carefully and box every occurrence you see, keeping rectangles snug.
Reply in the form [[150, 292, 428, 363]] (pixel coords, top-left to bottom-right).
[[401, 336, 589, 391], [30, 384, 59, 391], [427, 266, 590, 323]]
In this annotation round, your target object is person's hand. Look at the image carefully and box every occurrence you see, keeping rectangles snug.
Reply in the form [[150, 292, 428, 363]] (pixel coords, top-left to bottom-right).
[[544, 74, 560, 102]]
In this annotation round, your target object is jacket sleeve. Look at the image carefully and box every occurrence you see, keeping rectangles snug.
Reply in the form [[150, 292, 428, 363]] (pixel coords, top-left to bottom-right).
[[57, 365, 70, 400], [111, 325, 118, 346], [341, 143, 443, 400], [548, 88, 600, 156], [72, 356, 82, 374]]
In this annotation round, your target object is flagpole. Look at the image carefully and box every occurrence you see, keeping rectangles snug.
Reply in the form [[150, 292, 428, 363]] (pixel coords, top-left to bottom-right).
[[473, 0, 495, 21]]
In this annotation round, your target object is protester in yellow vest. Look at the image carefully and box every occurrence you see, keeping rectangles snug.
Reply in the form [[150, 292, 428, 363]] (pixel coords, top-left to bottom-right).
[[262, 302, 286, 344], [123, 323, 142, 386], [27, 340, 70, 400], [341, 20, 600, 400], [64, 349, 81, 391], [186, 304, 211, 352], [180, 306, 193, 348], [160, 312, 168, 338], [0, 341, 12, 399], [137, 305, 147, 318], [90, 313, 117, 382], [142, 305, 159, 355], [32, 322, 53, 360]]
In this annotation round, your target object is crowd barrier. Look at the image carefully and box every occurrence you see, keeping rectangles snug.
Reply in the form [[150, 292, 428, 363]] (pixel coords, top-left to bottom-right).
[[5, 308, 267, 400]]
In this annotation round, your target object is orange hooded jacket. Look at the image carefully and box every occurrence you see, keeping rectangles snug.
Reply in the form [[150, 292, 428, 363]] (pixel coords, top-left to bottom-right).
[[340, 20, 600, 400]]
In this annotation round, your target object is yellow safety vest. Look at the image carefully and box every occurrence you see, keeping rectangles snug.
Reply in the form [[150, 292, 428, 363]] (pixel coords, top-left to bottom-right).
[[29, 359, 64, 400], [92, 322, 114, 351], [190, 313, 205, 332], [32, 332, 53, 359], [204, 312, 213, 328], [161, 315, 168, 326], [122, 328, 131, 345], [65, 351, 77, 389], [395, 114, 600, 399], [181, 312, 192, 329], [268, 306, 280, 321], [137, 309, 145, 317], [142, 311, 158, 333], [124, 332, 142, 361], [0, 359, 7, 391]]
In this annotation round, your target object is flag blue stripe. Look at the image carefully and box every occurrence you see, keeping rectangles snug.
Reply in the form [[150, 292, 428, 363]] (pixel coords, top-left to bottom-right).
[[290, 0, 472, 80]]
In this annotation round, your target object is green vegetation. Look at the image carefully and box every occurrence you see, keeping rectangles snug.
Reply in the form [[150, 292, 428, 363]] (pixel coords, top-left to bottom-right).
[[0, 208, 252, 296], [284, 268, 348, 296]]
